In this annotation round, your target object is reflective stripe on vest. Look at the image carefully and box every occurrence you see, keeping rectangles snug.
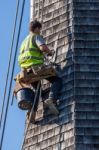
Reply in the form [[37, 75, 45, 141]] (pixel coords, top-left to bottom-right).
[[20, 48, 40, 54], [20, 55, 44, 63]]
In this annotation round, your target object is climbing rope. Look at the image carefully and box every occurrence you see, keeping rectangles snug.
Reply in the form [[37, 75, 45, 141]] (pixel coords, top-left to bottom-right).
[[21, 81, 41, 150], [0, 0, 26, 149]]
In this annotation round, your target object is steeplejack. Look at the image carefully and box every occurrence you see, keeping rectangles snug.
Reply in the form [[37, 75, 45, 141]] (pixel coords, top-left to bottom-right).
[[14, 38, 59, 123]]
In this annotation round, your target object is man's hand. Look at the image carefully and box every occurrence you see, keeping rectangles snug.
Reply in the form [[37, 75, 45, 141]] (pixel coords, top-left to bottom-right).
[[39, 44, 54, 56], [47, 50, 54, 56]]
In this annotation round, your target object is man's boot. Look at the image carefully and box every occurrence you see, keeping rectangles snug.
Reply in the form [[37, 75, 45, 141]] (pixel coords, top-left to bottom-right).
[[44, 99, 59, 115]]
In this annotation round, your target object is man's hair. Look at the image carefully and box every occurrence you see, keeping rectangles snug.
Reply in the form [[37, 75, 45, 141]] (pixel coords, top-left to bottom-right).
[[29, 20, 42, 32]]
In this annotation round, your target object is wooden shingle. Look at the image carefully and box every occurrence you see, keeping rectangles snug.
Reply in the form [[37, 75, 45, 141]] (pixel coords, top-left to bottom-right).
[[23, 0, 99, 150]]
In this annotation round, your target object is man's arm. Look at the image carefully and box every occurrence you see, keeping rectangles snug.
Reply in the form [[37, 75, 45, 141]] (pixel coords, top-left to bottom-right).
[[34, 35, 53, 55], [39, 44, 52, 55]]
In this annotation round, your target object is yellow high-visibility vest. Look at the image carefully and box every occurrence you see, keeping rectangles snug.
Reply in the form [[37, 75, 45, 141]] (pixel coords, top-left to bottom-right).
[[18, 34, 44, 68]]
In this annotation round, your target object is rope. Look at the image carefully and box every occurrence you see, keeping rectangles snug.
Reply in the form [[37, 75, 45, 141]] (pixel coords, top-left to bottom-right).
[[21, 81, 41, 150], [41, 0, 44, 23], [0, 0, 20, 129], [0, 0, 26, 149]]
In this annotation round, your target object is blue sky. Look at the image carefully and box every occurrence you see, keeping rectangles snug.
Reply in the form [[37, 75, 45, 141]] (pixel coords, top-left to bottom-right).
[[0, 1, 30, 149]]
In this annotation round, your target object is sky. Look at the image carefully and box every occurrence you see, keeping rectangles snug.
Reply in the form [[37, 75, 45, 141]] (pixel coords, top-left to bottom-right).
[[0, 1, 30, 150]]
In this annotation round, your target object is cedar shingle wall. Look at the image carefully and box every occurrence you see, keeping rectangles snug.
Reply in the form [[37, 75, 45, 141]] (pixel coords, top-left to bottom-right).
[[24, 0, 75, 150], [24, 0, 99, 150]]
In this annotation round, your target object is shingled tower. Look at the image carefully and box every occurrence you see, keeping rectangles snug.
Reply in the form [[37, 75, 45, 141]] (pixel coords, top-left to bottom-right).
[[23, 0, 99, 149]]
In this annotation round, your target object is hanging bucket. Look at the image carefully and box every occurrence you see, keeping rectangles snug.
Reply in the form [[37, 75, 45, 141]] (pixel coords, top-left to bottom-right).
[[16, 88, 35, 110]]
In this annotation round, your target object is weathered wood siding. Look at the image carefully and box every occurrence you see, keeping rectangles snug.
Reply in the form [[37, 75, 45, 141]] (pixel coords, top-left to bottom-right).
[[74, 1, 99, 150], [24, 0, 75, 150], [23, 0, 99, 150]]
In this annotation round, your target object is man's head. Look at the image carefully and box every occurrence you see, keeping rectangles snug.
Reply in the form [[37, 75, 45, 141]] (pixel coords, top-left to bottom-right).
[[29, 20, 42, 34]]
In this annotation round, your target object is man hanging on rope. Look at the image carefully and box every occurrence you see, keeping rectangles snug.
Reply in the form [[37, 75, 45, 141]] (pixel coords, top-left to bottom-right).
[[18, 20, 61, 120]]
